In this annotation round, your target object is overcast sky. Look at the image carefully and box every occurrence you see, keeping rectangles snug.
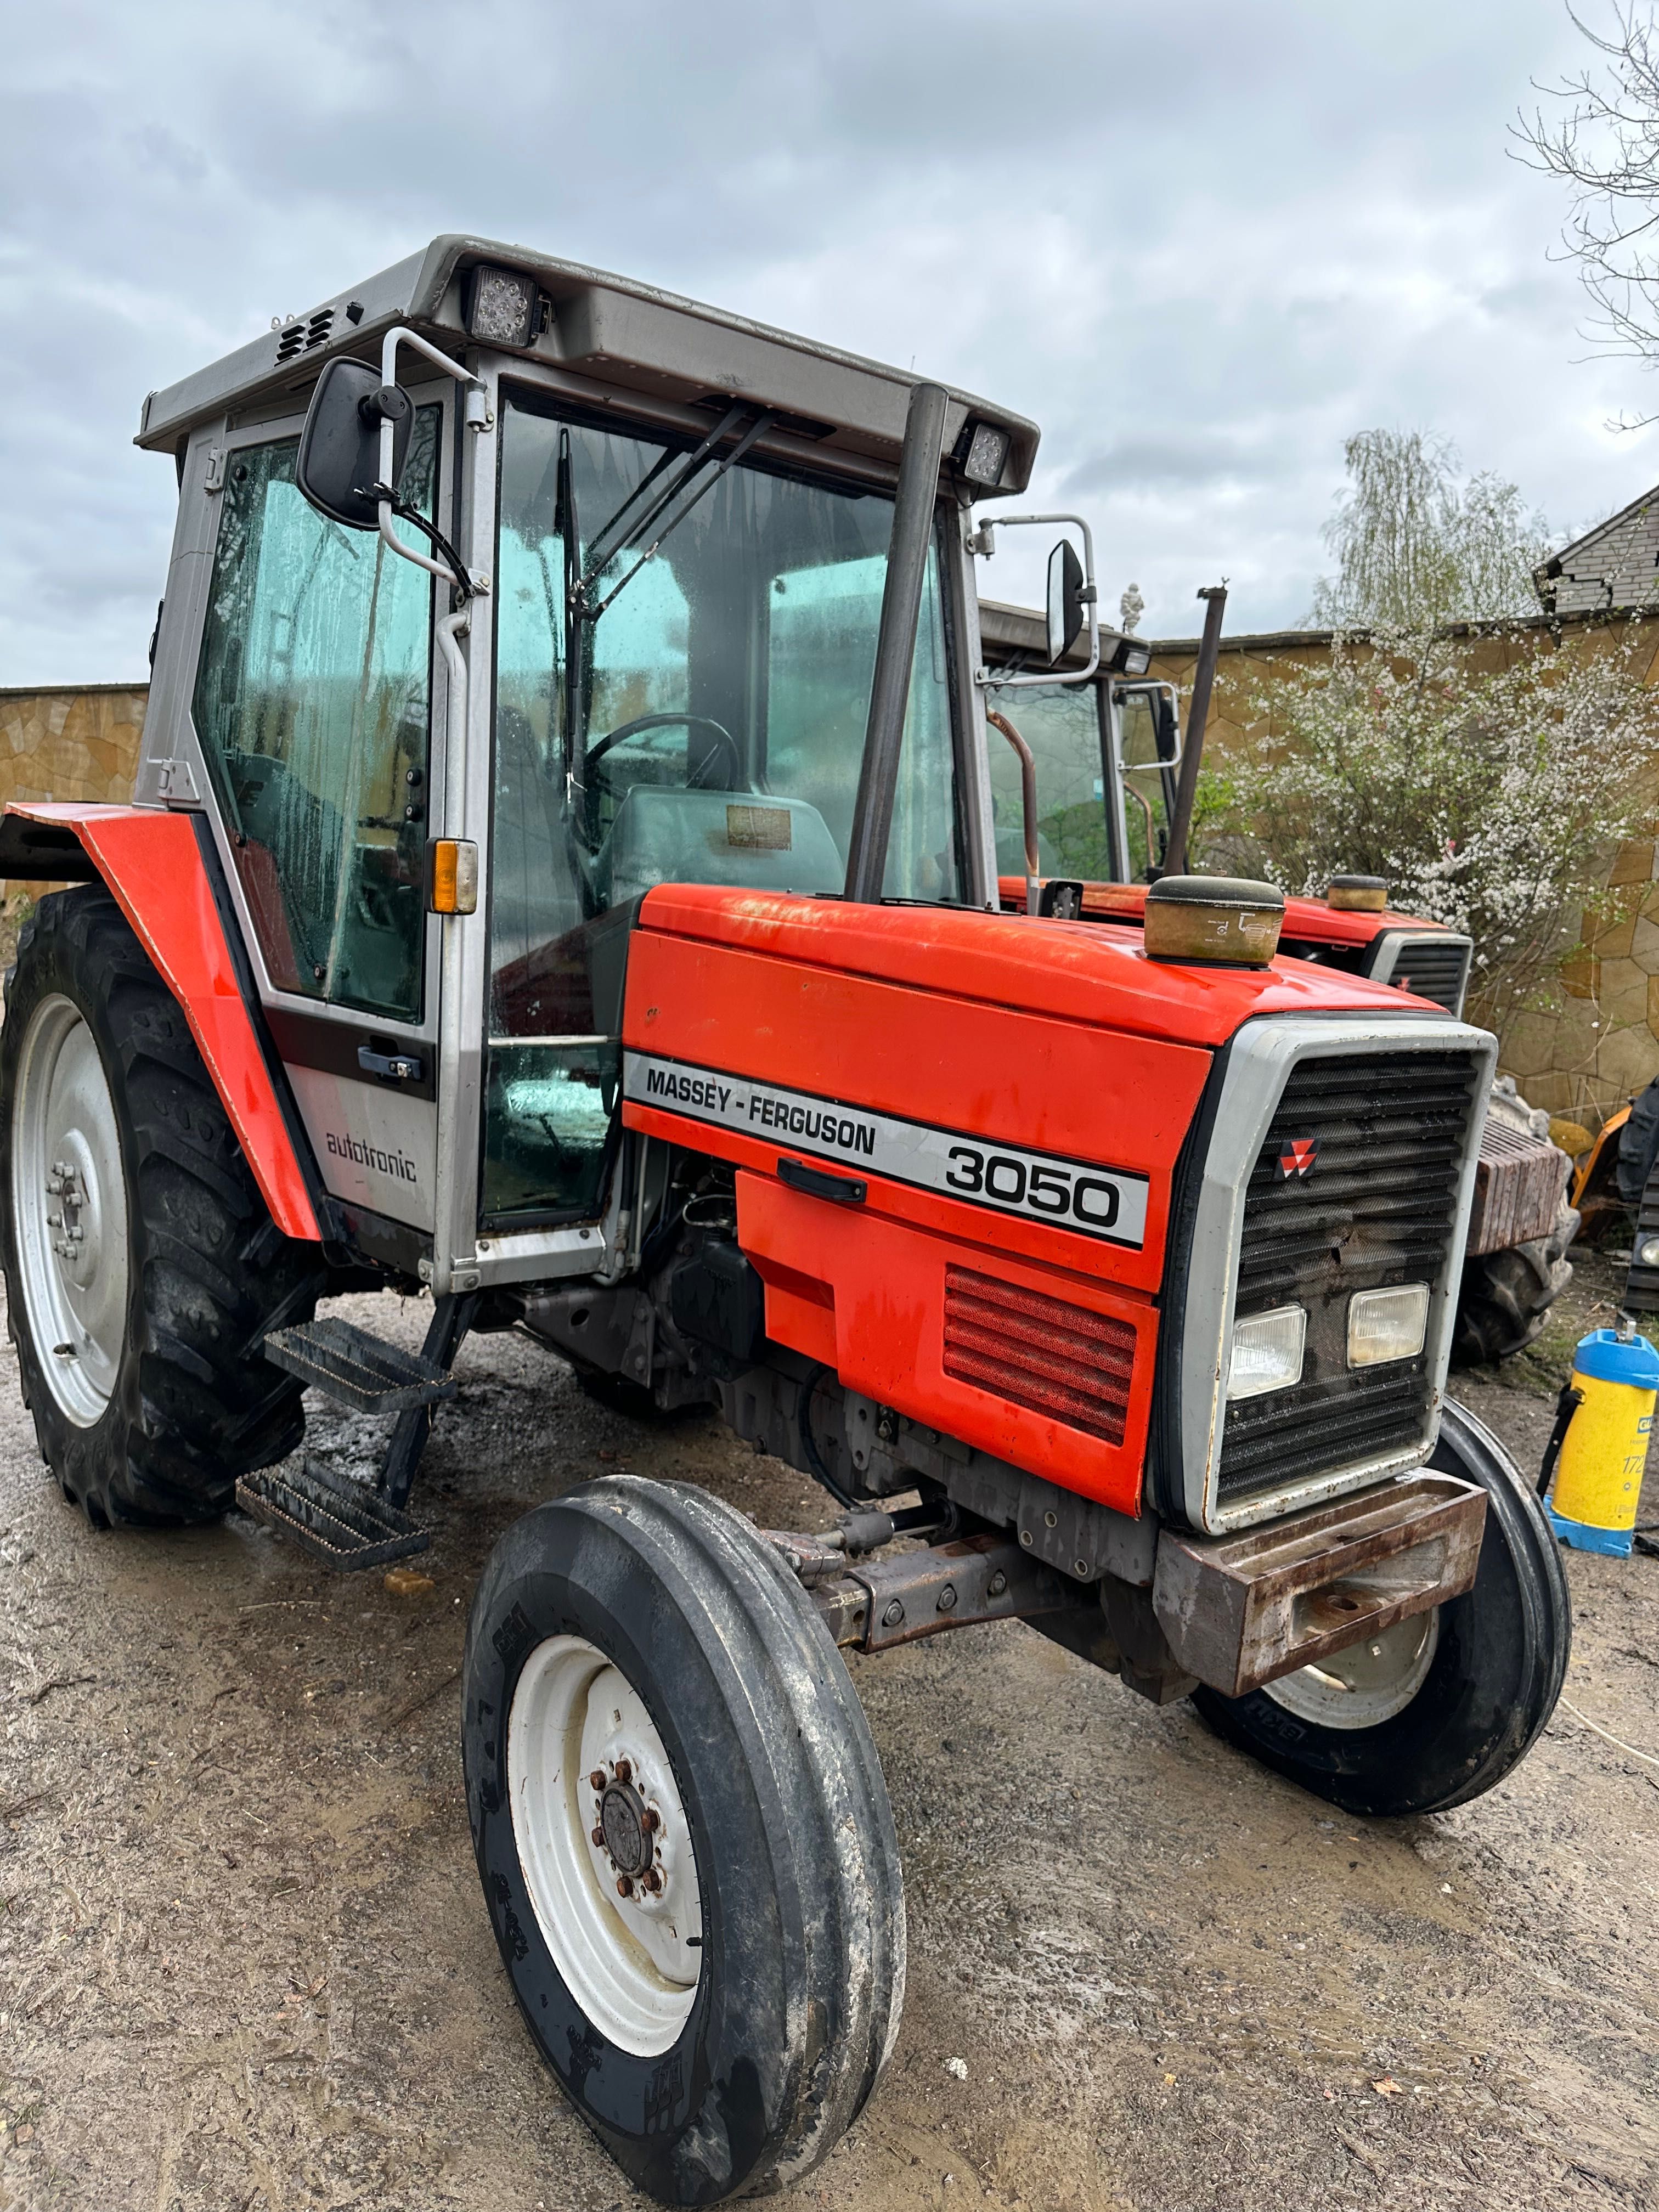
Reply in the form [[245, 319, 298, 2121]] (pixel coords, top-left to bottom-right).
[[2, 0, 1654, 681]]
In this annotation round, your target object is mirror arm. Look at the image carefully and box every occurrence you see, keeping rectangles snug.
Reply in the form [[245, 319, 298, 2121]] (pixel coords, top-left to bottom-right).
[[372, 326, 492, 595], [972, 512, 1099, 689]]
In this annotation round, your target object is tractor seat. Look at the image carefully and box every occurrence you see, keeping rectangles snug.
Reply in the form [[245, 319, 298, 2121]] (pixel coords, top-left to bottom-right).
[[597, 786, 845, 907]]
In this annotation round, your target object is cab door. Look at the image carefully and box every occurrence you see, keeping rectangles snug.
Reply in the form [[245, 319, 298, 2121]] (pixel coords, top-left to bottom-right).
[[187, 402, 448, 1235]]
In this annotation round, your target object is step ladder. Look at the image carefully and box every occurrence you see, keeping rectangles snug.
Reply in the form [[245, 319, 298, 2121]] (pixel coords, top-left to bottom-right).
[[236, 1456, 430, 1570], [238, 1301, 475, 1572]]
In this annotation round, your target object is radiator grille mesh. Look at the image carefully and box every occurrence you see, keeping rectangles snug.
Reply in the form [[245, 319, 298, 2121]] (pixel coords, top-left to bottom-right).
[[1386, 936, 1471, 1013], [1216, 1047, 1482, 1500], [944, 1266, 1135, 1444]]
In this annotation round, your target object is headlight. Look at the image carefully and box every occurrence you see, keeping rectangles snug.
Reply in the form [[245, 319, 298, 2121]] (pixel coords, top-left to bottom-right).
[[1347, 1283, 1429, 1368], [1639, 1236, 1659, 1268], [1227, 1304, 1306, 1400]]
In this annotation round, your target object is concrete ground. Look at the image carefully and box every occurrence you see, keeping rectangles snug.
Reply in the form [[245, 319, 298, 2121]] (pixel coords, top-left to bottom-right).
[[2, 1253, 1657, 2212]]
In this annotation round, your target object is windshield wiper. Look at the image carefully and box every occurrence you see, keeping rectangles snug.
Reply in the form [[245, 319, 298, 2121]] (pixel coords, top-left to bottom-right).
[[578, 403, 773, 620], [562, 404, 774, 811]]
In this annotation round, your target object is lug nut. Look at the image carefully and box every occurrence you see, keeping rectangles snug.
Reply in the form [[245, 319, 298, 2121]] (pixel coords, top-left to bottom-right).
[[641, 1807, 660, 1835], [614, 1758, 632, 1784], [589, 1769, 606, 1791], [591, 1826, 605, 1848], [642, 1867, 663, 1894], [617, 1875, 634, 1898]]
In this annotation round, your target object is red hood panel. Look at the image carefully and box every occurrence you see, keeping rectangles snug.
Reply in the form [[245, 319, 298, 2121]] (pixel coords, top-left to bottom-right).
[[641, 885, 1453, 1050]]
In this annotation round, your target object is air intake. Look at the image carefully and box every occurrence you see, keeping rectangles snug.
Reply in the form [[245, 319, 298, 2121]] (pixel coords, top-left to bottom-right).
[[276, 308, 335, 364], [943, 1266, 1135, 1444]]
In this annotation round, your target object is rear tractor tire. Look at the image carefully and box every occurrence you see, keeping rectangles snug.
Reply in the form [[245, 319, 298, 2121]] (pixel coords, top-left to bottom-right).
[[0, 885, 325, 1526], [1191, 1400, 1570, 1816], [463, 1475, 905, 2205]]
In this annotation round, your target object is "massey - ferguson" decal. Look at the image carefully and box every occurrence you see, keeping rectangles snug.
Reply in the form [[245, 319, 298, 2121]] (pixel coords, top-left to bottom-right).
[[623, 1051, 1149, 1248]]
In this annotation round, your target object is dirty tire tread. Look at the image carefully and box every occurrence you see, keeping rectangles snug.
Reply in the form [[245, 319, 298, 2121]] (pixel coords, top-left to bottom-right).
[[0, 885, 325, 1527], [463, 1474, 905, 2205], [1190, 1397, 1570, 1817]]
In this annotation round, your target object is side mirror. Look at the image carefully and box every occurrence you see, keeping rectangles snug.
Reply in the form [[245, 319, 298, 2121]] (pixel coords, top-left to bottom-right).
[[296, 356, 414, 530], [1046, 538, 1085, 665], [1153, 691, 1180, 763]]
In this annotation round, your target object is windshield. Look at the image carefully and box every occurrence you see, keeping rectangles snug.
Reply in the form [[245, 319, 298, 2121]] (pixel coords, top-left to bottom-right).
[[493, 397, 963, 1010], [483, 390, 964, 1221]]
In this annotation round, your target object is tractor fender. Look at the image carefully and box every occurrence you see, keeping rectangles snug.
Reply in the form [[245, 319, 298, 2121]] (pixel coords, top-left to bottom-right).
[[0, 802, 320, 1243]]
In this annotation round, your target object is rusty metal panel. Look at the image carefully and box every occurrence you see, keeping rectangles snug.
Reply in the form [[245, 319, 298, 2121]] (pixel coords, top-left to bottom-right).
[[1467, 1120, 1565, 1256], [1151, 1471, 1486, 1698], [806, 1533, 1074, 1652]]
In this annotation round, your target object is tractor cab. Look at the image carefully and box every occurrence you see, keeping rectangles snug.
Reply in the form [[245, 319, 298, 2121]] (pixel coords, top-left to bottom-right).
[[124, 239, 1034, 1294]]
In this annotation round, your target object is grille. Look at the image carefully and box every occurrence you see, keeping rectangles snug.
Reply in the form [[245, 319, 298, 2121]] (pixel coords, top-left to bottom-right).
[[276, 308, 335, 363], [1384, 936, 1471, 1013], [1217, 1047, 1481, 1500], [944, 1266, 1135, 1444]]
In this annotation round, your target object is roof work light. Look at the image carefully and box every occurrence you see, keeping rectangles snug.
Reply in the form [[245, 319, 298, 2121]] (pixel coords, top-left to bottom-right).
[[465, 263, 540, 349]]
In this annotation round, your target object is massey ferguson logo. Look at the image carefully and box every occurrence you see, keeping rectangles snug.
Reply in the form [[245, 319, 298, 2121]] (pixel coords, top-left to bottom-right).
[[1278, 1137, 1318, 1179]]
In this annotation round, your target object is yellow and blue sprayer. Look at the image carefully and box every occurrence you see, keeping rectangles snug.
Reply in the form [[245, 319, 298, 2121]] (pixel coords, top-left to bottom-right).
[[1539, 1324, 1659, 1557]]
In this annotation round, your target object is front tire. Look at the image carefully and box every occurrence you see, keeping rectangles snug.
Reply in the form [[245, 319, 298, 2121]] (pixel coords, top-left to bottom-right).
[[1191, 1400, 1570, 1815], [463, 1476, 905, 2205], [0, 886, 325, 1526]]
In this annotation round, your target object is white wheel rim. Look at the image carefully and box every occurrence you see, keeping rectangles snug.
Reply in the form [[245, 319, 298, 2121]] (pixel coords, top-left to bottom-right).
[[1263, 1606, 1441, 1730], [11, 994, 129, 1427], [507, 1634, 702, 2057]]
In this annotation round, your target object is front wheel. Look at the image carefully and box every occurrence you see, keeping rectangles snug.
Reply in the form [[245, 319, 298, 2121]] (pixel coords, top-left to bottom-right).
[[462, 1476, 905, 2205], [1191, 1400, 1570, 1816]]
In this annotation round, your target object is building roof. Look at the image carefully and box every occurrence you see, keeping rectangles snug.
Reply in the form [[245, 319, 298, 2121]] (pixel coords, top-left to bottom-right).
[[1534, 484, 1659, 616]]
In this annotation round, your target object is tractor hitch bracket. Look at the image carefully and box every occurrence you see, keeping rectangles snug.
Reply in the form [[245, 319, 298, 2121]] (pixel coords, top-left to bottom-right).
[[767, 1527, 1077, 1654]]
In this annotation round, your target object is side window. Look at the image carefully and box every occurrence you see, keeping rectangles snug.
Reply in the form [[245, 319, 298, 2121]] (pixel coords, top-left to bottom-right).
[[192, 413, 439, 1020]]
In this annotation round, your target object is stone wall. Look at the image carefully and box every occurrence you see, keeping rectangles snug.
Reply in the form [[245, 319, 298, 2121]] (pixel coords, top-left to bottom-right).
[[0, 685, 147, 897]]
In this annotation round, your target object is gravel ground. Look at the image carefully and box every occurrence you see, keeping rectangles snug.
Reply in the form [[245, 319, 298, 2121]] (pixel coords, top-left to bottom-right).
[[1, 1252, 1657, 2211]]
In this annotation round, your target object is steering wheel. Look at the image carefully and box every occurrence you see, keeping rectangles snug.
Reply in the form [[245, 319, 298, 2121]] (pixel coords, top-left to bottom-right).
[[585, 712, 743, 792]]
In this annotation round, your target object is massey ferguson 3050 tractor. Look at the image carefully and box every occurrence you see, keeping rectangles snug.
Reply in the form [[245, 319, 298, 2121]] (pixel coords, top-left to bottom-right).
[[0, 239, 1567, 2203], [974, 596, 1581, 1367]]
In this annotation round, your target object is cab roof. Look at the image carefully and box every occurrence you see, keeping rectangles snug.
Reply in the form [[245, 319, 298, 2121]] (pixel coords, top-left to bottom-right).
[[136, 234, 1039, 495]]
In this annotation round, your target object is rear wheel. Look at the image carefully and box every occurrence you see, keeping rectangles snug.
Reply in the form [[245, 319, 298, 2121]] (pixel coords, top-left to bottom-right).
[[0, 886, 325, 1525], [463, 1475, 905, 2205], [1191, 1400, 1570, 1815]]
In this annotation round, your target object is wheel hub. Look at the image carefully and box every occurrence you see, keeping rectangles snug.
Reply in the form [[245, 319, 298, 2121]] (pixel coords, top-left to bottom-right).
[[507, 1635, 702, 2057], [597, 1776, 654, 1880], [1263, 1605, 1442, 1729]]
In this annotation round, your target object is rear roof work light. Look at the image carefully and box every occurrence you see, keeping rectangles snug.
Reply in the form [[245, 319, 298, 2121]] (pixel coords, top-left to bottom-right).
[[465, 263, 540, 349]]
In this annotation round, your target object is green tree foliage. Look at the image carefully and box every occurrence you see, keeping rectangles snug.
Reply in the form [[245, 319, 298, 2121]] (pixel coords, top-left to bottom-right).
[[1307, 430, 1553, 628]]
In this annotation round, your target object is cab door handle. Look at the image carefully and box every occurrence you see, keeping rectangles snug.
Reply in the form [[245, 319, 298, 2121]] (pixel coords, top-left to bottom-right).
[[358, 1046, 425, 1083]]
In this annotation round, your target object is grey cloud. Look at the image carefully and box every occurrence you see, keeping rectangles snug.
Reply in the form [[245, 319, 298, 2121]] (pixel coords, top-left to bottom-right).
[[0, 0, 1649, 677]]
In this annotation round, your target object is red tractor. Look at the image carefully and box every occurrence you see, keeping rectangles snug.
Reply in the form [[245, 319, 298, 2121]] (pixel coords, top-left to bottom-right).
[[0, 240, 1566, 2204]]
